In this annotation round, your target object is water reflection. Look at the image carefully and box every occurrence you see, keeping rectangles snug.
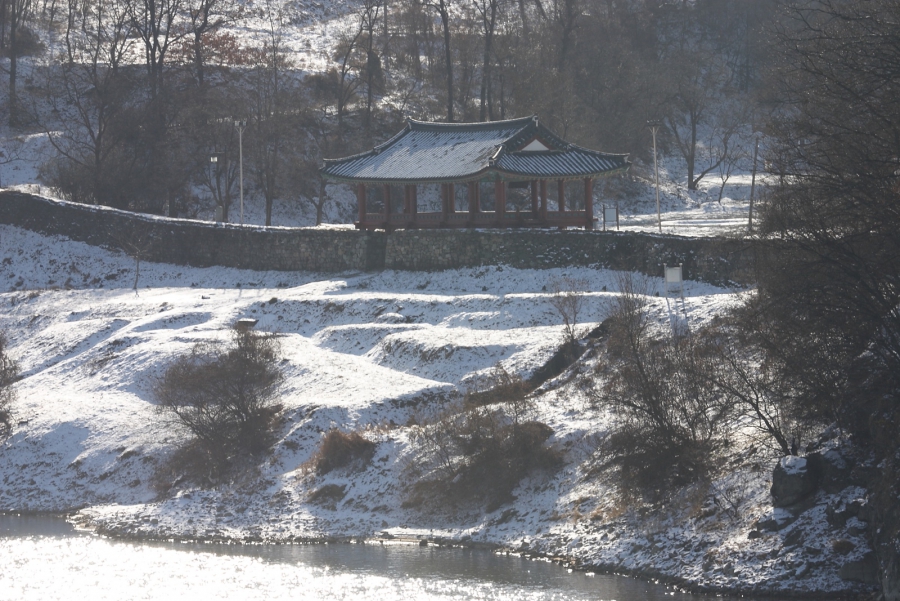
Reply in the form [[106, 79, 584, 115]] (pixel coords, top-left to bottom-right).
[[0, 515, 767, 601]]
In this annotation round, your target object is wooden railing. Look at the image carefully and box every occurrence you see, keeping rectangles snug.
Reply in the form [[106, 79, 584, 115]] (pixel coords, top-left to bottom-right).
[[357, 210, 592, 230]]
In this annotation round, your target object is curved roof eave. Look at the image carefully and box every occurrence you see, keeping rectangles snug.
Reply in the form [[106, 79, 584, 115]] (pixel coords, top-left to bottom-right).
[[321, 164, 630, 185]]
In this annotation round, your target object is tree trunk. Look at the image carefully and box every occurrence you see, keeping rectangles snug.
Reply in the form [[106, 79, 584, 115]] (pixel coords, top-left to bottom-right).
[[194, 30, 204, 86], [316, 178, 327, 226], [687, 113, 698, 190], [8, 23, 17, 126], [440, 5, 453, 122], [478, 1, 496, 122]]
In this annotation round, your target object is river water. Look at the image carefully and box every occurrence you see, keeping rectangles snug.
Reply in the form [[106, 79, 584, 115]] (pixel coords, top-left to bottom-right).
[[0, 515, 775, 600]]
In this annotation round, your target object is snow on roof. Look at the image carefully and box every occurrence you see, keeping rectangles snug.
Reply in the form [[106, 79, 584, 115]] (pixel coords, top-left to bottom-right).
[[321, 116, 629, 184]]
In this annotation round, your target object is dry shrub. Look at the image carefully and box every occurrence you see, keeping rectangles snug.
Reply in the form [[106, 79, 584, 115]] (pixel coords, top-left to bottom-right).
[[592, 274, 731, 500], [0, 332, 17, 438], [154, 327, 283, 487], [308, 429, 377, 475], [548, 276, 590, 345], [465, 365, 531, 408], [308, 483, 347, 508], [407, 366, 563, 511]]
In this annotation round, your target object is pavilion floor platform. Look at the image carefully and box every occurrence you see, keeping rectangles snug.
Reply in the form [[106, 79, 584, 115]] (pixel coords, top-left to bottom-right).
[[355, 210, 593, 230]]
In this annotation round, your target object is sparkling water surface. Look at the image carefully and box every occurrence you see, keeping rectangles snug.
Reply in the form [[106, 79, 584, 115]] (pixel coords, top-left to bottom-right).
[[0, 515, 764, 601]]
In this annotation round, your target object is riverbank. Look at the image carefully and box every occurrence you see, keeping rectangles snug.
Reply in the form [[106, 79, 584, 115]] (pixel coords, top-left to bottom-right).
[[0, 224, 876, 599]]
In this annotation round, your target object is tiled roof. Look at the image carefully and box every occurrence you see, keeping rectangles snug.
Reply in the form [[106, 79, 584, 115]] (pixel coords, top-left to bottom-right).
[[321, 116, 629, 183]]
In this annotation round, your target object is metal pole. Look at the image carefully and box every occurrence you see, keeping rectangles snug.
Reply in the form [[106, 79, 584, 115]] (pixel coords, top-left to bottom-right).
[[235, 119, 246, 226], [238, 125, 244, 226], [651, 125, 661, 233], [748, 136, 759, 234]]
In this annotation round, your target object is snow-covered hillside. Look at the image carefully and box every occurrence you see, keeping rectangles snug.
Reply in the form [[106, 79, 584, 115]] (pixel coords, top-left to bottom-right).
[[0, 224, 876, 597]]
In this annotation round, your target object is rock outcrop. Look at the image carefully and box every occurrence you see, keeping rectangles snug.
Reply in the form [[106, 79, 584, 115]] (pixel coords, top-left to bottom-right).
[[771, 456, 817, 508]]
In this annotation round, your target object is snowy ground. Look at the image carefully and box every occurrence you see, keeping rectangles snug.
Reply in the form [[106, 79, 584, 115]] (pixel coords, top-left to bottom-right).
[[0, 224, 874, 597]]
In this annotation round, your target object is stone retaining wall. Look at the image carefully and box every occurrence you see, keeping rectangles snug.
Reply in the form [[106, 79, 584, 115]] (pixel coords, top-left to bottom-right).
[[0, 191, 755, 285]]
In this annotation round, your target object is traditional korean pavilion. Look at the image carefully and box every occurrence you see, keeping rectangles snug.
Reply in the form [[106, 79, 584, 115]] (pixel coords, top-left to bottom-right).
[[321, 115, 630, 230]]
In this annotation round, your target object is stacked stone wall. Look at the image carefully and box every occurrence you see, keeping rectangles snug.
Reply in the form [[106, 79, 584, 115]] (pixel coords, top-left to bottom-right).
[[0, 191, 755, 285]]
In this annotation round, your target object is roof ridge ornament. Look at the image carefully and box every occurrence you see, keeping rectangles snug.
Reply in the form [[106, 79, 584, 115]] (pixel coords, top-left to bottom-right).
[[488, 144, 505, 166]]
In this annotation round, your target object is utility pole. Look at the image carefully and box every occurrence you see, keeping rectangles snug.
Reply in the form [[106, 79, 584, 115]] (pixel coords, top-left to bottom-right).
[[647, 121, 662, 233], [235, 119, 247, 225], [748, 136, 759, 234]]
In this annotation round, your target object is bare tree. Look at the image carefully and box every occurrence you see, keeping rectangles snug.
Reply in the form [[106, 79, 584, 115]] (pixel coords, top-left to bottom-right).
[[420, 0, 454, 121], [247, 0, 290, 226], [360, 0, 385, 129], [662, 54, 741, 191], [473, 0, 500, 121], [0, 331, 17, 438], [42, 0, 134, 206], [5, 0, 33, 125], [130, 0, 182, 102], [332, 24, 364, 132], [112, 229, 155, 290], [184, 0, 238, 86], [548, 276, 588, 345]]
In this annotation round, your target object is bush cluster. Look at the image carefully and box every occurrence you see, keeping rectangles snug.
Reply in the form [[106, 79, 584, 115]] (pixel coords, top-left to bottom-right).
[[154, 327, 283, 486], [408, 367, 562, 511], [307, 429, 377, 476], [591, 274, 803, 502], [0, 332, 17, 438]]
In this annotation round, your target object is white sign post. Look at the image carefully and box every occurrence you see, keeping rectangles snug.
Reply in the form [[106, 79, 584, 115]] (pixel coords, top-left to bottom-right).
[[664, 263, 684, 298], [603, 205, 619, 231]]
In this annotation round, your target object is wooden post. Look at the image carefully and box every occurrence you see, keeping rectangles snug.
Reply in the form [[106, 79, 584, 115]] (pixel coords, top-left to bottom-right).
[[411, 185, 418, 216], [441, 183, 449, 225], [540, 179, 548, 223], [448, 183, 455, 213], [357, 183, 367, 227], [495, 180, 506, 220], [468, 182, 479, 213], [557, 179, 566, 212], [383, 184, 392, 228], [531, 181, 539, 214], [404, 185, 414, 227], [584, 178, 594, 230]]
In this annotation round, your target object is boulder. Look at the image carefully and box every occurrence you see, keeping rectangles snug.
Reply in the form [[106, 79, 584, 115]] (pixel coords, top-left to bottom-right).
[[827, 498, 869, 528], [772, 456, 819, 508], [839, 552, 879, 585], [807, 449, 853, 493]]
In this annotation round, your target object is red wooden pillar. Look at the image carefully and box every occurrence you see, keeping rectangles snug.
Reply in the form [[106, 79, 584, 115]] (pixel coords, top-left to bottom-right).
[[495, 180, 506, 218], [356, 183, 367, 227], [403, 185, 414, 227], [441, 183, 449, 224], [383, 184, 392, 228], [468, 182, 480, 213], [557, 179, 566, 212], [584, 178, 594, 230], [540, 179, 548, 223], [448, 183, 456, 213], [411, 185, 418, 215], [531, 181, 539, 213]]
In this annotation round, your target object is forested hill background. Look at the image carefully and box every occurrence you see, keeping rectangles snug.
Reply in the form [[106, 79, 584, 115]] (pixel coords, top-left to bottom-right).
[[0, 0, 773, 222]]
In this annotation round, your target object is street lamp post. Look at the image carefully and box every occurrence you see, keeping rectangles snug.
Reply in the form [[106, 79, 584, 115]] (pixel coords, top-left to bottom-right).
[[748, 136, 759, 234], [210, 154, 223, 223], [647, 120, 662, 233], [234, 119, 247, 225]]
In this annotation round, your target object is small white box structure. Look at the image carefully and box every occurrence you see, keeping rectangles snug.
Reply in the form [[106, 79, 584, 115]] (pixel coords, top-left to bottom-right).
[[664, 263, 684, 297], [603, 205, 619, 231], [235, 318, 258, 330]]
